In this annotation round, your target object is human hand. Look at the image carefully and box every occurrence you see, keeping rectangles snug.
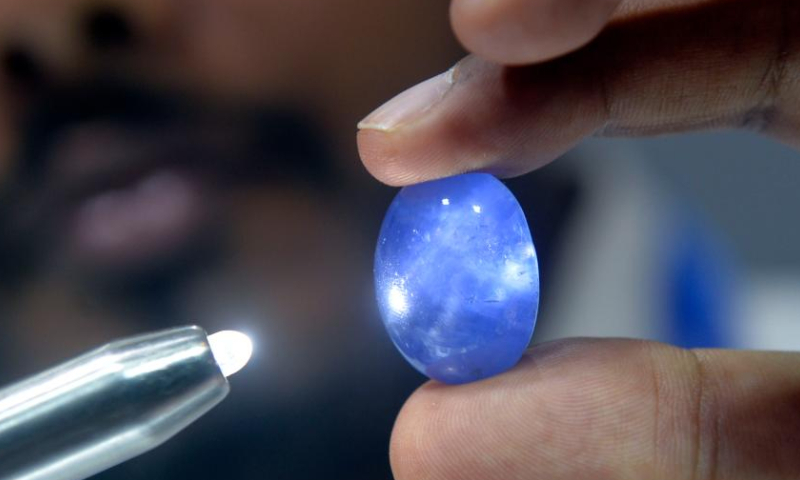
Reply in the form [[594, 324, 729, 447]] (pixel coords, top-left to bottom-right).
[[389, 338, 800, 480], [357, 0, 800, 186], [356, 1, 800, 479]]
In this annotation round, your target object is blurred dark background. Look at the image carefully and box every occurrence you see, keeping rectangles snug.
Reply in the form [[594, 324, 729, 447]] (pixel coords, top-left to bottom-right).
[[0, 1, 797, 479]]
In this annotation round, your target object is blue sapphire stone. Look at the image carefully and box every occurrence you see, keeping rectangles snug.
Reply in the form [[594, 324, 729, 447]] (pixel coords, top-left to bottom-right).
[[375, 173, 539, 384]]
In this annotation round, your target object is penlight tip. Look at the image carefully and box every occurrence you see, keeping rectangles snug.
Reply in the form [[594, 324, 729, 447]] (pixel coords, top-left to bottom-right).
[[208, 330, 253, 377]]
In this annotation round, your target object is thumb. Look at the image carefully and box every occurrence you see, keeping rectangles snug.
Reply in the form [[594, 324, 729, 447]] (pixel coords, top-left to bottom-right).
[[358, 0, 800, 186]]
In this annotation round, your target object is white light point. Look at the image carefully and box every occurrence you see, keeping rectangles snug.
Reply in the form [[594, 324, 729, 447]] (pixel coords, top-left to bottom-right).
[[441, 198, 450, 206], [208, 330, 253, 377], [388, 285, 409, 316], [472, 205, 482, 214]]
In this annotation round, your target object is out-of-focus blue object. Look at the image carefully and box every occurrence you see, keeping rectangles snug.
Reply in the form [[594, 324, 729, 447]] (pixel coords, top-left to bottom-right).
[[374, 173, 539, 384], [665, 216, 737, 349]]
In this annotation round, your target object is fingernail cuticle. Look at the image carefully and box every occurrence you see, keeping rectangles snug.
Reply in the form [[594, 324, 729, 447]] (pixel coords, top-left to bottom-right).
[[357, 64, 457, 132]]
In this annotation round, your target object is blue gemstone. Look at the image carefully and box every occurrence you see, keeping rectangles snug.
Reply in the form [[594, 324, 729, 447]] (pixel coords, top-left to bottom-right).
[[375, 173, 539, 384]]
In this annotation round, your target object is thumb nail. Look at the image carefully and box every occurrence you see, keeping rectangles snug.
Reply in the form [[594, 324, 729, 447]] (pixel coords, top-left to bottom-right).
[[358, 66, 456, 133]]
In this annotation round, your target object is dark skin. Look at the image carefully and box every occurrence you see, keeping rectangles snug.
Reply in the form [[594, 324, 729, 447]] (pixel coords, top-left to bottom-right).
[[358, 1, 800, 479]]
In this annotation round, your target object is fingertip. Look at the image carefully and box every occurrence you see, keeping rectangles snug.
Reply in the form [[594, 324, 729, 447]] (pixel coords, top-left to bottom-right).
[[356, 127, 469, 186], [450, 0, 620, 65], [356, 54, 605, 187], [356, 129, 418, 187], [389, 382, 438, 480], [391, 380, 498, 480], [389, 339, 670, 480]]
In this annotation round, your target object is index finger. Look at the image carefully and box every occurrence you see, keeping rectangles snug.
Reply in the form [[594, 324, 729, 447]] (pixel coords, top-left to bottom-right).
[[450, 0, 621, 65]]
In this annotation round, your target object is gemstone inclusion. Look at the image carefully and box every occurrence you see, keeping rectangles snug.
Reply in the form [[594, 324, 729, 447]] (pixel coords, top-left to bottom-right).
[[375, 173, 539, 384]]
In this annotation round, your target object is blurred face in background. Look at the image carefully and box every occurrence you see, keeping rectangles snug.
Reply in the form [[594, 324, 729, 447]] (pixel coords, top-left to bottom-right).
[[0, 2, 462, 478], [0, 0, 460, 361]]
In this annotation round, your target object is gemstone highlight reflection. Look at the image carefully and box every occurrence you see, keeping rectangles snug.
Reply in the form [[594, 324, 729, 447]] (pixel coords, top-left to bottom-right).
[[375, 173, 539, 384]]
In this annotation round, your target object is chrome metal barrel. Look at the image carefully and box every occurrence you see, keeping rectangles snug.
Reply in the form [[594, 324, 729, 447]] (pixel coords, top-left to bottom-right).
[[0, 326, 230, 480]]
